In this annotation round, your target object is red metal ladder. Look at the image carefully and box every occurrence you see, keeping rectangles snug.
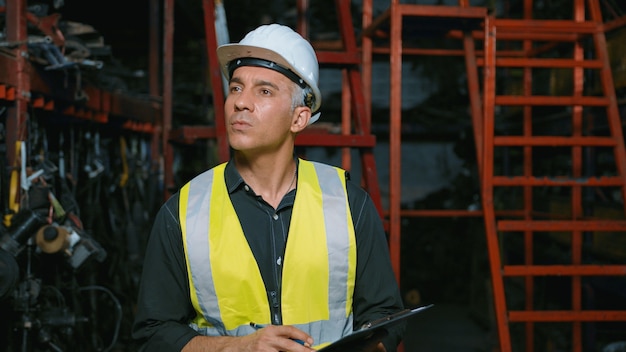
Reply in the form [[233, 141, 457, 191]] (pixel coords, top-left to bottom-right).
[[480, 0, 626, 350]]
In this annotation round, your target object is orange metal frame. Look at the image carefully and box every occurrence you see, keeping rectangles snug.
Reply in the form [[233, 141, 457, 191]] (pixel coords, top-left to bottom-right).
[[361, 0, 626, 351], [361, 0, 488, 286]]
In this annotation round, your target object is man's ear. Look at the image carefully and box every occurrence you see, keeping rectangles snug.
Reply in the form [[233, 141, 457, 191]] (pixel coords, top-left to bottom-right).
[[291, 107, 311, 133]]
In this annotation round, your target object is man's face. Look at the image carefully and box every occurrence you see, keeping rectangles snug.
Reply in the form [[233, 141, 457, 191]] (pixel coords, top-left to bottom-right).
[[225, 65, 297, 154]]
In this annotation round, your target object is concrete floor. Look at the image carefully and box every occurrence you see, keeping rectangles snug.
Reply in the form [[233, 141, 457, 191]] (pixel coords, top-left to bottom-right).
[[402, 304, 496, 352]]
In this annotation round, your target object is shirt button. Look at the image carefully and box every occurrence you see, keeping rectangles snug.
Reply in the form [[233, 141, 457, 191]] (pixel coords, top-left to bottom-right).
[[273, 214, 278, 220], [244, 185, 250, 192]]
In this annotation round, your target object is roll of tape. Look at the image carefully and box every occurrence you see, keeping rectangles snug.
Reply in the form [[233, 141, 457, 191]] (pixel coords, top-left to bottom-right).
[[36, 225, 69, 254]]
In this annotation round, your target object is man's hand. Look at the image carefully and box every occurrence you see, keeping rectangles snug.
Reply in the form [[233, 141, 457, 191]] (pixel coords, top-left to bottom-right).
[[182, 324, 314, 352]]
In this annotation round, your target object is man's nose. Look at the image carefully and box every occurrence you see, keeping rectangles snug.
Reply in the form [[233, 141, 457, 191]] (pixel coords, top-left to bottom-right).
[[232, 90, 253, 111]]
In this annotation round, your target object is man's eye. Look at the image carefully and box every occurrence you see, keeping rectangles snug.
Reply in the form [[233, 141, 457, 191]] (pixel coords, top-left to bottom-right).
[[229, 86, 241, 93], [261, 89, 271, 95]]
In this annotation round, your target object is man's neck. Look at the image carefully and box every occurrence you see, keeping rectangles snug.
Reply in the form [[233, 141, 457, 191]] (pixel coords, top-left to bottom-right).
[[233, 152, 297, 209]]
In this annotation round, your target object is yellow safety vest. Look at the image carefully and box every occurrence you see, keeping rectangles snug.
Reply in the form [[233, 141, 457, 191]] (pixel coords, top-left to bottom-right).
[[179, 159, 356, 348]]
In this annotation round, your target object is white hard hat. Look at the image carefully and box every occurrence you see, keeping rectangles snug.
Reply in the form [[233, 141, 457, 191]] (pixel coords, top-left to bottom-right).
[[217, 24, 322, 124]]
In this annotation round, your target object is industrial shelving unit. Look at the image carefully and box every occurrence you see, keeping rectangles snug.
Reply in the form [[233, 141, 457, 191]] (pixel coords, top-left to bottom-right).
[[0, 2, 163, 350], [0, 0, 161, 182]]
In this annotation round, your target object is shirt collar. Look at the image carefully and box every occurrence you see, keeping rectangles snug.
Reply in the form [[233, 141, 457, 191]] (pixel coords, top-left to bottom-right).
[[224, 156, 300, 195], [224, 161, 245, 194]]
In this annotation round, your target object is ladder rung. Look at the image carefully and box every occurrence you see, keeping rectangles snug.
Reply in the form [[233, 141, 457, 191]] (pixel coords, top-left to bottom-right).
[[317, 51, 361, 65], [509, 310, 626, 322], [493, 136, 618, 147], [503, 264, 626, 276], [396, 4, 488, 20], [495, 96, 610, 106], [461, 30, 581, 43], [295, 133, 376, 148], [498, 220, 626, 231], [169, 126, 217, 144], [492, 176, 625, 187], [494, 19, 600, 34], [479, 57, 603, 68], [168, 128, 378, 148], [362, 5, 487, 38]]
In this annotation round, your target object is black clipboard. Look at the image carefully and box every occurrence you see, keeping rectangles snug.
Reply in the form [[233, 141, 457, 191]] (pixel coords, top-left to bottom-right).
[[318, 304, 434, 352]]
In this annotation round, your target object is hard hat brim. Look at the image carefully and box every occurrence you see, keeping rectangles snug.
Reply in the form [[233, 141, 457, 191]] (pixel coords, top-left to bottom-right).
[[217, 44, 292, 79]]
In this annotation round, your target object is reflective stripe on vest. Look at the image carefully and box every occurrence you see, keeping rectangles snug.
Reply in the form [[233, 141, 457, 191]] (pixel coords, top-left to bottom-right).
[[179, 159, 356, 348]]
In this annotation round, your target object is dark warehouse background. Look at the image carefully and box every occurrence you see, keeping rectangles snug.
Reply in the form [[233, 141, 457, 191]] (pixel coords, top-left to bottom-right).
[[2, 0, 626, 351]]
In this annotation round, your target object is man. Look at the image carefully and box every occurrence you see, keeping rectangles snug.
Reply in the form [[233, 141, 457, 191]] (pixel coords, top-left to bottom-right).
[[132, 23, 405, 351]]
